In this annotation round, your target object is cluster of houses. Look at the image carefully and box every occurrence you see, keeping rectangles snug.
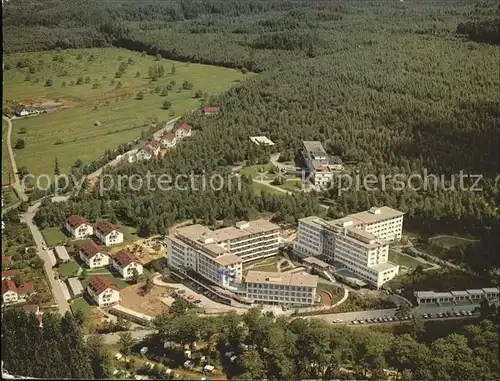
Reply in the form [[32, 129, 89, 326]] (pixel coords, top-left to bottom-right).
[[84, 248, 145, 307], [127, 106, 219, 163], [65, 215, 124, 246], [129, 121, 194, 163]]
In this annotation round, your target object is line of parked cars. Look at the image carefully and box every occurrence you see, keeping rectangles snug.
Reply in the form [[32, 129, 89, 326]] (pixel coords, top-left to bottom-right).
[[349, 310, 473, 325]]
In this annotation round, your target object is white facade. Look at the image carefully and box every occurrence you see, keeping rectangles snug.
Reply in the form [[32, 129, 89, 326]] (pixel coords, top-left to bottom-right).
[[112, 260, 143, 280], [2, 290, 18, 304], [245, 271, 318, 306], [294, 206, 404, 288], [80, 251, 110, 269], [136, 149, 153, 161], [167, 235, 243, 288], [65, 222, 93, 239], [160, 136, 177, 148], [96, 229, 123, 247], [88, 285, 120, 307], [166, 220, 280, 289]]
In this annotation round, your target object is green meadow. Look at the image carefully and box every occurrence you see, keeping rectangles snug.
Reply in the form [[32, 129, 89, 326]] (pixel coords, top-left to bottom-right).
[[3, 48, 250, 176]]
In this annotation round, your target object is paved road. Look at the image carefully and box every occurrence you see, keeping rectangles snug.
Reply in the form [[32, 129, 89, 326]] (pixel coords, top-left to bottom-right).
[[306, 303, 480, 323], [3, 116, 28, 202], [86, 330, 156, 344], [21, 202, 70, 315]]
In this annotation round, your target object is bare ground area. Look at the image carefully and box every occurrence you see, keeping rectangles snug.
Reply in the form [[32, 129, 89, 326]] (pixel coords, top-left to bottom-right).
[[119, 283, 175, 316], [319, 291, 332, 307], [88, 307, 106, 331]]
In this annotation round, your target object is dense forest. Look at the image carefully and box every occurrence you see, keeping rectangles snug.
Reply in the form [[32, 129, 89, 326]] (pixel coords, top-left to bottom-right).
[[4, 0, 500, 274], [2, 302, 499, 380]]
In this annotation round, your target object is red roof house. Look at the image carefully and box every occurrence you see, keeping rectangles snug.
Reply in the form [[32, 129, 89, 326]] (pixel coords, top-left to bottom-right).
[[2, 256, 13, 265], [80, 241, 102, 259], [2, 279, 17, 294], [18, 282, 35, 295], [162, 132, 177, 142], [203, 106, 219, 115], [2, 269, 23, 278], [67, 215, 88, 228], [95, 220, 119, 236], [112, 250, 139, 268], [87, 275, 118, 296]]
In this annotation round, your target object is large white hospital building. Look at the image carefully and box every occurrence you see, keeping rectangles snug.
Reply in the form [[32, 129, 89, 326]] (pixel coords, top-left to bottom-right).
[[294, 206, 404, 288], [166, 220, 319, 306]]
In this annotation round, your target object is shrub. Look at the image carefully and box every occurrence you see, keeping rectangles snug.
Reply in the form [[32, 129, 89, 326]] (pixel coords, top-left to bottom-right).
[[136, 92, 145, 100], [54, 139, 64, 145], [45, 79, 53, 87]]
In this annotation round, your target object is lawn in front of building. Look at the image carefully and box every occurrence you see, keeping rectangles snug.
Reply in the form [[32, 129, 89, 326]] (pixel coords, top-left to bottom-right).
[[389, 250, 432, 270], [70, 296, 93, 317], [57, 259, 81, 277], [41, 227, 68, 246]]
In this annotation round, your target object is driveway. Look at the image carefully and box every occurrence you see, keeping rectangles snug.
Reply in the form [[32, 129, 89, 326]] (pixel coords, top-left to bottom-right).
[[21, 202, 70, 315], [3, 115, 28, 202], [85, 329, 156, 345]]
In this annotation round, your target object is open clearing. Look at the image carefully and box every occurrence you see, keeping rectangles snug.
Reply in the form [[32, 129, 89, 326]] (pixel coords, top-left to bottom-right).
[[41, 227, 68, 246], [3, 47, 249, 175], [388, 250, 432, 270], [428, 235, 479, 249], [119, 283, 174, 316]]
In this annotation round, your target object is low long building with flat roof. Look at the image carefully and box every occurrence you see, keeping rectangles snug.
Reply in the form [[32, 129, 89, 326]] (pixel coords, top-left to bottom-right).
[[166, 219, 280, 290], [294, 206, 403, 288], [245, 270, 318, 306], [415, 287, 500, 304]]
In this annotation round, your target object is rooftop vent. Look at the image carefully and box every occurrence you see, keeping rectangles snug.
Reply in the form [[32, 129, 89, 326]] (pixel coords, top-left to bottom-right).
[[235, 221, 250, 229], [369, 207, 381, 215]]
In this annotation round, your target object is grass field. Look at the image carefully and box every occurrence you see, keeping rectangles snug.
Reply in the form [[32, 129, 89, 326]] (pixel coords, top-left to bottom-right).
[[70, 297, 93, 317], [3, 47, 250, 176], [389, 250, 432, 270], [41, 227, 68, 246], [57, 260, 81, 277], [1, 187, 19, 209], [242, 256, 281, 276]]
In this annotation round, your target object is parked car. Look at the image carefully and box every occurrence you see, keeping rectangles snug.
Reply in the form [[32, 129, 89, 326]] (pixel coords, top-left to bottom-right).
[[460, 310, 466, 316], [466, 311, 473, 316], [351, 320, 358, 325]]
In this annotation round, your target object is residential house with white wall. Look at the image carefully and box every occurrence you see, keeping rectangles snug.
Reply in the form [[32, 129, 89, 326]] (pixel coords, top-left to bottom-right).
[[111, 250, 143, 280], [160, 132, 177, 149], [86, 275, 120, 307], [79, 241, 110, 269], [173, 123, 192, 139], [94, 220, 123, 247], [65, 215, 94, 239]]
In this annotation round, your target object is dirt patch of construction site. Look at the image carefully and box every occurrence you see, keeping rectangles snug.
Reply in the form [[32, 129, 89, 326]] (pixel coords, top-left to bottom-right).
[[108, 241, 165, 266], [119, 283, 175, 316]]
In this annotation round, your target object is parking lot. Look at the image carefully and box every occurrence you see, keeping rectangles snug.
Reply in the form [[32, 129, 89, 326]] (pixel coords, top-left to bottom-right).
[[347, 309, 476, 325]]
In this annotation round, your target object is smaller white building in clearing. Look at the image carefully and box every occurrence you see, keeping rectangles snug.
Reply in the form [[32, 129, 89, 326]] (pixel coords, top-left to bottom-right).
[[111, 250, 143, 280], [245, 270, 318, 306], [250, 136, 275, 146], [302, 141, 344, 189], [94, 220, 124, 247], [65, 215, 94, 239], [87, 275, 120, 307], [79, 241, 110, 269]]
